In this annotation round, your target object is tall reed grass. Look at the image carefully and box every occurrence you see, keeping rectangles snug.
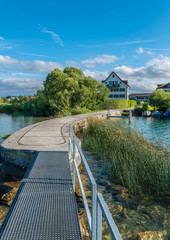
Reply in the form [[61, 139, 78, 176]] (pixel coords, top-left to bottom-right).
[[83, 118, 170, 197]]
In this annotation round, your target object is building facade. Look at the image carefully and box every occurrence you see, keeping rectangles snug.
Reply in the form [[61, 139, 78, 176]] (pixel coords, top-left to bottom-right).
[[156, 83, 170, 92], [129, 93, 151, 102], [102, 71, 130, 99]]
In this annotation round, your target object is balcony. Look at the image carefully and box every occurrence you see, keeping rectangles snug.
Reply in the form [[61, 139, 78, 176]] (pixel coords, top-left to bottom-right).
[[106, 83, 120, 88]]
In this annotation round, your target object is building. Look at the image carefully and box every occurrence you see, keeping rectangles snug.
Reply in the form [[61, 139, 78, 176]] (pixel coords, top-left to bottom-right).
[[102, 71, 130, 99], [129, 93, 151, 102], [156, 83, 170, 92]]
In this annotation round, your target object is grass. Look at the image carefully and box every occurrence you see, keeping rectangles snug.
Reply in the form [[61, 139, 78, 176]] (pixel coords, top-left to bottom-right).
[[83, 117, 170, 198]]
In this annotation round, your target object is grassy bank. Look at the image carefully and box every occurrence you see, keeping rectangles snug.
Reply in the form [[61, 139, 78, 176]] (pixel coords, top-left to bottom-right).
[[83, 118, 170, 198]]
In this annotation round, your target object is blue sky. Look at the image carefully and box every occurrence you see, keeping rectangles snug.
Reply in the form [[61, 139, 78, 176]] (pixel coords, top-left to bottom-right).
[[0, 0, 170, 96]]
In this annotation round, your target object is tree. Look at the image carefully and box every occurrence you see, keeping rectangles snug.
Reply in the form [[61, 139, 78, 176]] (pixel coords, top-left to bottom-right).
[[149, 90, 170, 113], [40, 67, 110, 115], [0, 97, 3, 104]]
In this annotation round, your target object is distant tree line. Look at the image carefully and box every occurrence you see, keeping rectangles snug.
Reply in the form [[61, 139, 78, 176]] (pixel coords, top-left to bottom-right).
[[0, 67, 138, 117], [0, 67, 110, 116]]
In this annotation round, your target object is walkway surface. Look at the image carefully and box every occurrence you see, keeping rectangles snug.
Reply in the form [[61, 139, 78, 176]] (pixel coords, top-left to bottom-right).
[[0, 110, 123, 239], [0, 111, 110, 151], [0, 151, 82, 240]]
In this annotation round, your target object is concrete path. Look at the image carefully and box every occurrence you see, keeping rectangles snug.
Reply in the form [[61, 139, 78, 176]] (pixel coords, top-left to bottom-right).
[[1, 111, 113, 151]]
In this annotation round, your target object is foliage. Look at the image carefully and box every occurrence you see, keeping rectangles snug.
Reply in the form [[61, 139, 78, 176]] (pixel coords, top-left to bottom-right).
[[1, 67, 136, 117], [41, 67, 110, 116], [101, 99, 136, 109], [149, 90, 170, 113], [0, 132, 11, 139], [134, 102, 154, 116], [83, 118, 170, 197], [0, 97, 3, 104]]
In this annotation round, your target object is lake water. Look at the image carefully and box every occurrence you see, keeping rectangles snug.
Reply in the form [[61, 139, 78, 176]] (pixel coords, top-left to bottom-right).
[[117, 116, 170, 148], [0, 113, 169, 147], [0, 113, 48, 143]]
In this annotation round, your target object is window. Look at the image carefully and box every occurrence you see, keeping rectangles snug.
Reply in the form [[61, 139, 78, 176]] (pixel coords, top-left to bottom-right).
[[120, 94, 125, 98], [114, 88, 119, 92], [120, 88, 125, 92], [112, 74, 115, 78], [110, 89, 114, 92], [109, 94, 114, 98], [114, 94, 119, 98], [109, 81, 112, 86]]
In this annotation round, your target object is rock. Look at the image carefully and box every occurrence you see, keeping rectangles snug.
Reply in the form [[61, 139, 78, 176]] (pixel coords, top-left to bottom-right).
[[110, 183, 128, 193], [1, 187, 18, 206], [0, 184, 13, 199], [137, 231, 163, 240]]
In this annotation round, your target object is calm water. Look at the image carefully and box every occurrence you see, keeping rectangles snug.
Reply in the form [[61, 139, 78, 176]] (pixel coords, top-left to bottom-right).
[[0, 113, 48, 143], [118, 116, 170, 148]]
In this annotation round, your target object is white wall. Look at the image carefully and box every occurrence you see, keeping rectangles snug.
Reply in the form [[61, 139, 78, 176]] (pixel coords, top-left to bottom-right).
[[104, 73, 128, 99]]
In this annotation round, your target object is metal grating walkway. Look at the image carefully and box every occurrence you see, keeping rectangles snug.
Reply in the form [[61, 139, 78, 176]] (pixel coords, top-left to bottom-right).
[[0, 151, 82, 240]]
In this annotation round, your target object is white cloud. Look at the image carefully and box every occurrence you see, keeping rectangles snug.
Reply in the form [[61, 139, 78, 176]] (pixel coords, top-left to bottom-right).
[[18, 52, 55, 58], [136, 47, 154, 55], [0, 55, 18, 65], [83, 69, 109, 81], [83, 55, 170, 93], [66, 54, 118, 69], [1, 78, 42, 90], [0, 55, 63, 73], [40, 25, 64, 47], [136, 47, 144, 54], [0, 36, 5, 40], [79, 39, 156, 48]]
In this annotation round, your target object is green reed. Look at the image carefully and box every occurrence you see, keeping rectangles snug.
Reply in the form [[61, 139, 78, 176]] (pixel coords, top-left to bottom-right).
[[83, 118, 170, 197]]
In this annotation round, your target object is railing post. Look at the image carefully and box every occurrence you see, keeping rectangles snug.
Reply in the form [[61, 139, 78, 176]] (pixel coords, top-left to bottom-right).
[[91, 183, 97, 240], [96, 197, 102, 240], [68, 123, 71, 152], [72, 135, 76, 191]]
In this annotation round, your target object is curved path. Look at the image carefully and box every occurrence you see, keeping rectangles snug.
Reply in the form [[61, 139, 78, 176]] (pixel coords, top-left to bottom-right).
[[1, 110, 120, 151]]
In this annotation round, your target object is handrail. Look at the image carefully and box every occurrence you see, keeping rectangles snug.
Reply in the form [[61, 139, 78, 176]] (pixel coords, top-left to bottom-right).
[[68, 123, 122, 240]]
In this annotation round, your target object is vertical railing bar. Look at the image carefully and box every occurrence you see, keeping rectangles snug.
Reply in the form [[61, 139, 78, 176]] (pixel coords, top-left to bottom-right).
[[96, 198, 102, 240], [74, 158, 92, 229], [72, 135, 76, 191], [91, 183, 97, 240], [97, 193, 122, 240]]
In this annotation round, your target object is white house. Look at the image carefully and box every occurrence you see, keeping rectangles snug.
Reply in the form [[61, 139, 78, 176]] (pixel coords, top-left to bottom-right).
[[102, 71, 130, 99]]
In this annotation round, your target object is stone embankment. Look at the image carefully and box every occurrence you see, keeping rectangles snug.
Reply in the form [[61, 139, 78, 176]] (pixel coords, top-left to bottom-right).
[[0, 110, 123, 169]]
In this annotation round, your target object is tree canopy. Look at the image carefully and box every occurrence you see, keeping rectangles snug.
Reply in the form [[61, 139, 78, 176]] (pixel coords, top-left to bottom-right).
[[149, 90, 170, 113], [40, 67, 110, 115]]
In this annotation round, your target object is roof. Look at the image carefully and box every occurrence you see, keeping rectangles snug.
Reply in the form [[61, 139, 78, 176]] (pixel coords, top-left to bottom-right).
[[157, 82, 170, 89], [102, 71, 130, 87], [129, 93, 152, 97]]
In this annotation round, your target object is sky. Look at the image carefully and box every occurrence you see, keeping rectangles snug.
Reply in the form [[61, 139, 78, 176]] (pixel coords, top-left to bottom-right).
[[0, 0, 170, 96]]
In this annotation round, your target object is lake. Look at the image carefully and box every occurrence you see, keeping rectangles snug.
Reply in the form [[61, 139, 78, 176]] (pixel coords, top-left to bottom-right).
[[0, 113, 170, 148], [0, 113, 48, 144], [118, 116, 170, 148]]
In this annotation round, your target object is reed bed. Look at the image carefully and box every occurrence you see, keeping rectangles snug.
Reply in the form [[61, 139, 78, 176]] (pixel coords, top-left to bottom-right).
[[83, 118, 170, 197]]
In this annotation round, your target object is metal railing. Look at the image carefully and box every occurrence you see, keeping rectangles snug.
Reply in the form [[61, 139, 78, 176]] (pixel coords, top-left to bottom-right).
[[68, 124, 122, 240]]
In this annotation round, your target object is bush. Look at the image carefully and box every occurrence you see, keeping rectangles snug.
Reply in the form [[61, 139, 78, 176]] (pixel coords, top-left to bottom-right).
[[102, 99, 136, 109]]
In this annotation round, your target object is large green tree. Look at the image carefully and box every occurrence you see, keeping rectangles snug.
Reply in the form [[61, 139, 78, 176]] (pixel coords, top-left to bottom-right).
[[149, 90, 170, 113], [39, 67, 109, 115]]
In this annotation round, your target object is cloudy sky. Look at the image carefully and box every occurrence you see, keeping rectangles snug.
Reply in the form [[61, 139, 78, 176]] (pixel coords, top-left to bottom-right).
[[0, 0, 170, 96]]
